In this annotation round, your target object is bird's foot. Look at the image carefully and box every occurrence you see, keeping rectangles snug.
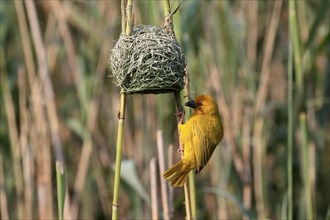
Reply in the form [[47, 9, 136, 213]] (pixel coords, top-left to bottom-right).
[[177, 148, 184, 156], [176, 109, 186, 124]]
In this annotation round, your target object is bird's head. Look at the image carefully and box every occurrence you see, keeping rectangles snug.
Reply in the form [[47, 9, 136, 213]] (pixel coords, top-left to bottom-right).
[[185, 95, 219, 115]]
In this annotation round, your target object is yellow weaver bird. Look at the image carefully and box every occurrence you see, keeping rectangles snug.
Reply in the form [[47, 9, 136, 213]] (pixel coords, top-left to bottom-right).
[[163, 95, 224, 187]]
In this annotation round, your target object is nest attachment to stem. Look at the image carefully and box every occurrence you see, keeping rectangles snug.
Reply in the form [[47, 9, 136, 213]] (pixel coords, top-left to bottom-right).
[[108, 25, 186, 94]]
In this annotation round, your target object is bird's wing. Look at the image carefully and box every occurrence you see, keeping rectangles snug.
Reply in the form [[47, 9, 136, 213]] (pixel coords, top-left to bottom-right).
[[192, 120, 216, 173]]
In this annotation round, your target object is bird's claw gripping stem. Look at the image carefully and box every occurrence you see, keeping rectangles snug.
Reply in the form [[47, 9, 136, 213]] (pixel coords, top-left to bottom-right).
[[176, 109, 186, 124], [177, 148, 184, 156]]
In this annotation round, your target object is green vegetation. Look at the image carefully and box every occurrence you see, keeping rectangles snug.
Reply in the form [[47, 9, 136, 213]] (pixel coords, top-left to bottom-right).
[[0, 1, 329, 219], [56, 161, 66, 220]]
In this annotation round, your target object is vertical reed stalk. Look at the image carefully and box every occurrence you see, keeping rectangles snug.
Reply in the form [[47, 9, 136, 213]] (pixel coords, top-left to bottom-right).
[[18, 69, 33, 220], [289, 0, 303, 100], [309, 142, 316, 218], [56, 161, 66, 220], [174, 92, 192, 220], [25, 2, 69, 217], [125, 0, 133, 34], [184, 68, 197, 219], [253, 117, 265, 219], [1, 57, 24, 220], [71, 21, 110, 218], [255, 0, 283, 114], [49, 0, 88, 115], [25, 0, 64, 164], [163, 0, 170, 19], [14, 2, 37, 214], [242, 113, 251, 220], [299, 113, 313, 219], [121, 0, 126, 33], [188, 170, 196, 219], [112, 91, 127, 220], [157, 131, 170, 220], [0, 155, 9, 220], [163, 0, 192, 218], [92, 153, 112, 218], [71, 103, 98, 218], [167, 145, 174, 217], [287, 39, 293, 220], [14, 1, 52, 211], [150, 158, 158, 220], [112, 0, 131, 218], [184, 183, 192, 220]]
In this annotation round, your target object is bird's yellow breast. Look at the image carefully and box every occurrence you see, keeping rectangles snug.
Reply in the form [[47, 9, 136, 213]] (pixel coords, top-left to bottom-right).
[[179, 113, 223, 168]]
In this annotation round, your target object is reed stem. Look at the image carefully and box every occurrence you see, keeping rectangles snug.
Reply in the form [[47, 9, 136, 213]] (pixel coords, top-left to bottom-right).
[[0, 155, 9, 220], [111, 0, 132, 218], [287, 39, 293, 220], [174, 92, 192, 219], [289, 0, 303, 101], [163, 0, 170, 21], [184, 183, 192, 220], [184, 68, 197, 219], [112, 91, 127, 220], [1, 53, 24, 219], [125, 0, 133, 34], [157, 131, 170, 220], [164, 0, 194, 215], [188, 172, 196, 219], [299, 113, 313, 220], [56, 161, 66, 220], [150, 158, 158, 219]]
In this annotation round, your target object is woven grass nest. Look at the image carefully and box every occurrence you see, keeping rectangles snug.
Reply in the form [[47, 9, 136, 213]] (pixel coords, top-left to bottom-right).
[[108, 25, 186, 94]]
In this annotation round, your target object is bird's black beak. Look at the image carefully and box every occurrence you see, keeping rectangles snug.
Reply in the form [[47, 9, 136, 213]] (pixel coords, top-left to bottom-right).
[[185, 100, 198, 108]]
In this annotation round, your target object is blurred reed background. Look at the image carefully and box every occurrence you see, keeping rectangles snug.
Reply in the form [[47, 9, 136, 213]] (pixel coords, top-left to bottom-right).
[[0, 0, 329, 219]]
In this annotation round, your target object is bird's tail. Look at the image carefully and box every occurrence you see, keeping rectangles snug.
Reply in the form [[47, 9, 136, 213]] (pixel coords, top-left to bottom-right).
[[163, 160, 191, 187]]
